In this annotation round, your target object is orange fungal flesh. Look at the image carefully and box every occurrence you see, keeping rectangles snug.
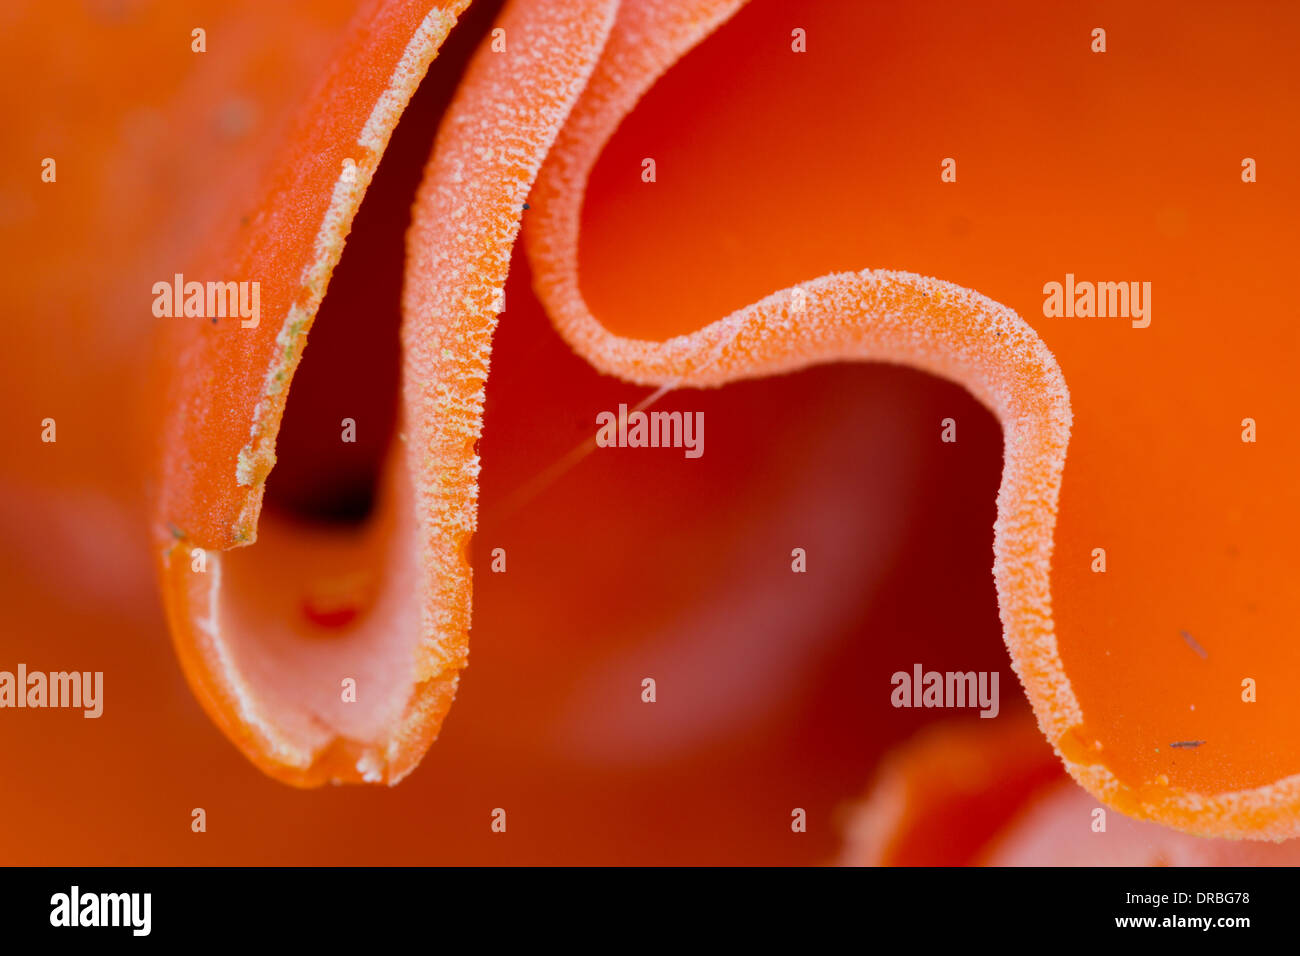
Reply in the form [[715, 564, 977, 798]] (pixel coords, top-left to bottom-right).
[[155, 0, 473, 786], [838, 714, 1065, 867], [142, 0, 1299, 846], [397, 0, 619, 782], [155, 0, 617, 785], [522, 0, 1300, 838], [845, 717, 1300, 865], [0, 0, 1052, 865], [154, 0, 471, 548]]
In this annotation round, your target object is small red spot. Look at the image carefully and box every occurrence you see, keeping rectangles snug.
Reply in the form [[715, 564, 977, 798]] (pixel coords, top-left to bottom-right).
[[300, 571, 372, 629], [302, 602, 360, 628]]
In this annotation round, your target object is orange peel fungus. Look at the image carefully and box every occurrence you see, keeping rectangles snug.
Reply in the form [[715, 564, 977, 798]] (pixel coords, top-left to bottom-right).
[[150, 0, 1300, 848]]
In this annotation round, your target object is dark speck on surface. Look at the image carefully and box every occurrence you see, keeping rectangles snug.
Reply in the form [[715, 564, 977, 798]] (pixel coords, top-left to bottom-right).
[[1180, 629, 1208, 659]]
